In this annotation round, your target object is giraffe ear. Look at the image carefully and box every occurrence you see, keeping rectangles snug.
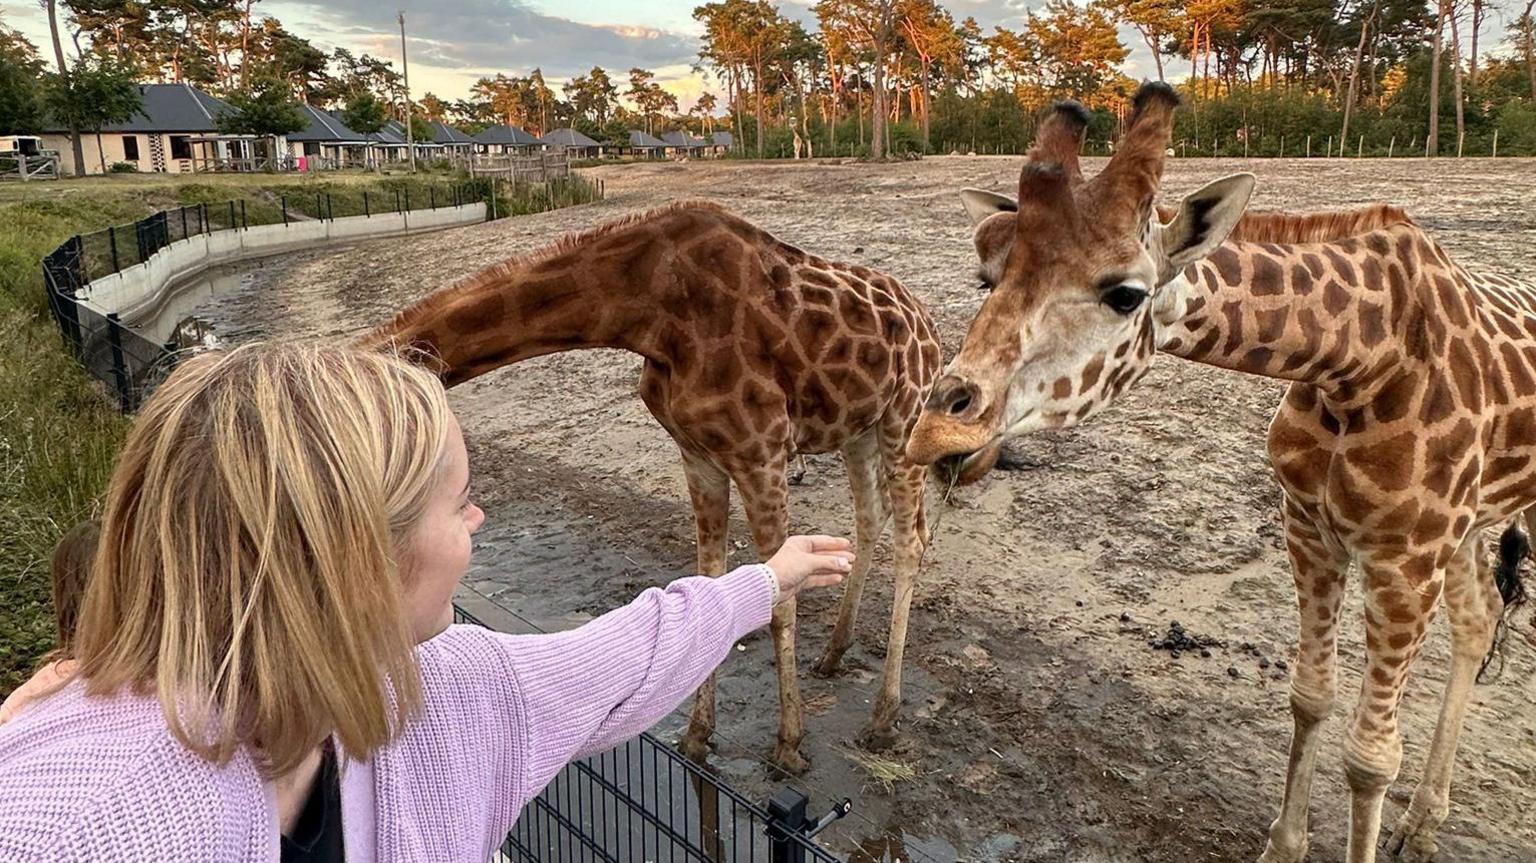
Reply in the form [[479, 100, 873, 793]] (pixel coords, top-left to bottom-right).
[[958, 188, 1017, 227], [1156, 173, 1256, 279]]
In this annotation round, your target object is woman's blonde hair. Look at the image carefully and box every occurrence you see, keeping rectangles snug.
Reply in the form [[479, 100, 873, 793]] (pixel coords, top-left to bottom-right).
[[75, 341, 451, 776]]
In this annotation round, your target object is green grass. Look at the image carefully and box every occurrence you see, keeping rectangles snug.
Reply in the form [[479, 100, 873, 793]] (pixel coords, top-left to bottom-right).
[[0, 169, 601, 694]]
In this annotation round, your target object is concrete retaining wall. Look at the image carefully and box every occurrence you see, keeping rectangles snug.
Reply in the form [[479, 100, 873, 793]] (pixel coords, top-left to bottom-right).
[[82, 202, 486, 321]]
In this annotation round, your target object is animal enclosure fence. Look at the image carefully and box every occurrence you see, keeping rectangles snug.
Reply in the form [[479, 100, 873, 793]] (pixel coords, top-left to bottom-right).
[[40, 181, 493, 413], [453, 602, 851, 863]]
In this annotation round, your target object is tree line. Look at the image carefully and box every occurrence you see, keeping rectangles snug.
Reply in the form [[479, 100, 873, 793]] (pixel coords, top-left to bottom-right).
[[4, 0, 1536, 164]]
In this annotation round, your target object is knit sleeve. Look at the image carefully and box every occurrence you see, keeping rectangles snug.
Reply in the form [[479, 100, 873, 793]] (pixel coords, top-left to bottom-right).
[[494, 563, 774, 799]]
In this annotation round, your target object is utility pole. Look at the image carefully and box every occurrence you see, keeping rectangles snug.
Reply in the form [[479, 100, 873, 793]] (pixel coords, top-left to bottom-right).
[[399, 11, 416, 173]]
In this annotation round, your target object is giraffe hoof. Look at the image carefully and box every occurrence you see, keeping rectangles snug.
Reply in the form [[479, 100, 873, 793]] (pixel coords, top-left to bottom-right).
[[812, 651, 845, 678], [771, 744, 810, 775], [1385, 807, 1442, 863], [857, 723, 899, 752], [1255, 841, 1306, 863], [678, 734, 712, 767]]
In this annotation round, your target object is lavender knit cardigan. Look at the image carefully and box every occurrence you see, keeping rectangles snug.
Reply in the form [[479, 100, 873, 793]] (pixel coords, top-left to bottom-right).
[[0, 564, 777, 861]]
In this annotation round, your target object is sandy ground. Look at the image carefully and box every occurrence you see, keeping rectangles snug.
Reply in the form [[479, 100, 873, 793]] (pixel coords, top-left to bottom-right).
[[194, 157, 1536, 862]]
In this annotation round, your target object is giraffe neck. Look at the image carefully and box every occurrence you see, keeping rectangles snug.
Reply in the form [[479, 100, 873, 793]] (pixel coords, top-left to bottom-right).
[[360, 233, 668, 386], [1153, 228, 1430, 397]]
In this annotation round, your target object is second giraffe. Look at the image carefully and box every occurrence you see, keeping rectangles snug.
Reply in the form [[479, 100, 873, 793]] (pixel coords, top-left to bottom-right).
[[359, 199, 975, 771]]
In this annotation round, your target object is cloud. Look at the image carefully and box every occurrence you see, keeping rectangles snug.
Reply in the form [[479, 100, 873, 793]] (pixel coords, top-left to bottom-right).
[[271, 0, 699, 82]]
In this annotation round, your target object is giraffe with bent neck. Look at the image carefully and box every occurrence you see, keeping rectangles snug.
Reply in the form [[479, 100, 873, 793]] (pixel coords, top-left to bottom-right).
[[359, 200, 972, 772], [906, 82, 1534, 863]]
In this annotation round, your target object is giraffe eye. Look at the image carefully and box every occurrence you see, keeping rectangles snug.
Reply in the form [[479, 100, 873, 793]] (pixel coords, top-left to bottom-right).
[[1101, 285, 1147, 315], [977, 280, 993, 294]]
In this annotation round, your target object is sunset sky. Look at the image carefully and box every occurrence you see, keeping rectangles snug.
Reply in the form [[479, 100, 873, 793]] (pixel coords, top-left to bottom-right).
[[1, 0, 1520, 111]]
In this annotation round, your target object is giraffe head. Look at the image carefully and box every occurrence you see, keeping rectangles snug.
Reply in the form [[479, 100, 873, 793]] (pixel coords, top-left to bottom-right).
[[908, 82, 1255, 479]]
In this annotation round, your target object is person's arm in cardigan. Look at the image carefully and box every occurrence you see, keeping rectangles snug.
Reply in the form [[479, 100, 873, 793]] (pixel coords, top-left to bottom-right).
[[500, 536, 850, 798]]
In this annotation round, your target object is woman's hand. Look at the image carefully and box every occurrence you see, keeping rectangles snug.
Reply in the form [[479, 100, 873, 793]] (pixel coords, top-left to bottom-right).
[[765, 535, 853, 603]]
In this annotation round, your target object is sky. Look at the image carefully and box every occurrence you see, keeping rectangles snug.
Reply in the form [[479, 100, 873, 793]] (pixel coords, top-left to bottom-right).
[[0, 0, 1520, 112]]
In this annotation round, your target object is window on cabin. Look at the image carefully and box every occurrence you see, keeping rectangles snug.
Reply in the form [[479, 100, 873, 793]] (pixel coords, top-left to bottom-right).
[[122, 135, 140, 161], [169, 136, 191, 160]]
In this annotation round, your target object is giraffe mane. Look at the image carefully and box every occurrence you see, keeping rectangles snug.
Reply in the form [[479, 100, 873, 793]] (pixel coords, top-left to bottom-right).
[[363, 198, 732, 343], [1152, 202, 1414, 244]]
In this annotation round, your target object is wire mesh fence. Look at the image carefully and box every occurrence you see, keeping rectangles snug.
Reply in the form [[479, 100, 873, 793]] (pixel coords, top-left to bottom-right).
[[40, 181, 493, 412], [452, 604, 849, 863]]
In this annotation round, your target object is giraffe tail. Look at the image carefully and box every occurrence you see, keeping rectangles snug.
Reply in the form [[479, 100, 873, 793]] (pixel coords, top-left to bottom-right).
[[1478, 521, 1532, 682], [1494, 521, 1530, 610]]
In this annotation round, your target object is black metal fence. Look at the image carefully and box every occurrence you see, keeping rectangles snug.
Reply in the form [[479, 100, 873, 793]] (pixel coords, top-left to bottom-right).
[[452, 604, 849, 863], [40, 183, 489, 412]]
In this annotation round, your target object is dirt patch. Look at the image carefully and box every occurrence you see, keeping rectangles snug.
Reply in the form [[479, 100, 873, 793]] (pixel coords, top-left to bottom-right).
[[190, 157, 1536, 862]]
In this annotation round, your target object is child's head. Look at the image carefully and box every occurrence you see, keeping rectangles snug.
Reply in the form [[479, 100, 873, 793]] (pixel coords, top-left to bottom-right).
[[49, 519, 99, 650], [73, 340, 482, 775]]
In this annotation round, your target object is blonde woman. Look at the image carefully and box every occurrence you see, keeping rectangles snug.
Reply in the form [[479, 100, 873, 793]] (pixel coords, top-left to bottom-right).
[[0, 342, 852, 861]]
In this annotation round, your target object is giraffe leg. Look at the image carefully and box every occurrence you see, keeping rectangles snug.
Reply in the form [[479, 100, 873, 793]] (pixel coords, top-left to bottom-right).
[[861, 457, 927, 750], [1258, 500, 1350, 863], [679, 451, 731, 766], [1341, 553, 1444, 863], [734, 459, 807, 773], [814, 432, 890, 677], [1385, 538, 1498, 862]]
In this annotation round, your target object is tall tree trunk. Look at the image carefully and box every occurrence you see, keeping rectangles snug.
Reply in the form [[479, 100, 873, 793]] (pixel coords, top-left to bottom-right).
[[1428, 0, 1445, 156], [1526, 0, 1536, 101], [871, 28, 887, 159], [754, 56, 765, 158], [1450, 2, 1465, 151], [919, 58, 931, 150], [95, 130, 107, 174], [45, 0, 87, 177], [241, 0, 253, 89], [1143, 28, 1165, 81], [1190, 23, 1200, 99], [857, 70, 865, 147], [1340, 0, 1378, 156], [1468, 0, 1482, 96]]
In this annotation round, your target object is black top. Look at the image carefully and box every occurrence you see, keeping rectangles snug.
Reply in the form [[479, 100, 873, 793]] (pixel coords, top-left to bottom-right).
[[279, 742, 345, 863]]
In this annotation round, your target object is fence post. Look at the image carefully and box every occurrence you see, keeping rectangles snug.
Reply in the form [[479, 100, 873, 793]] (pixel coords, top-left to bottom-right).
[[241, 199, 247, 229], [364, 191, 370, 217], [766, 788, 807, 863], [181, 206, 189, 239], [1492, 129, 1499, 158], [1458, 131, 1465, 158], [430, 186, 436, 209], [108, 226, 120, 273], [282, 196, 289, 226], [200, 203, 208, 235], [1306, 135, 1311, 158], [1358, 135, 1363, 158], [404, 187, 410, 212], [229, 201, 236, 229], [327, 193, 333, 221], [105, 312, 133, 413], [1389, 136, 1395, 158], [316, 192, 323, 220]]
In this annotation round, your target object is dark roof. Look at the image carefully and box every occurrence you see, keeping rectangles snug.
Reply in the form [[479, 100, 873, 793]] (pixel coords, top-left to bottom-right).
[[474, 124, 539, 146], [42, 83, 233, 134], [710, 131, 734, 147], [430, 121, 474, 145], [285, 105, 368, 144], [367, 121, 411, 147], [627, 130, 666, 148], [541, 128, 600, 148], [661, 130, 707, 148]]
